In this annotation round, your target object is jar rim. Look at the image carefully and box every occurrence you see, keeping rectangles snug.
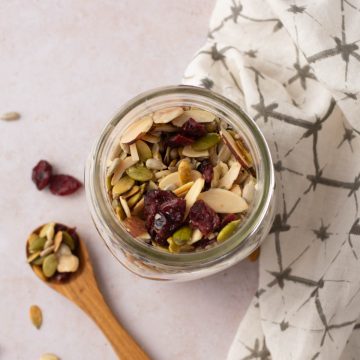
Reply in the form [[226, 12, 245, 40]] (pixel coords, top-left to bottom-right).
[[85, 85, 274, 269]]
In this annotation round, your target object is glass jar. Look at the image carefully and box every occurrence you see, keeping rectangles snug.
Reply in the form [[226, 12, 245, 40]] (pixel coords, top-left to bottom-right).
[[85, 85, 275, 281]]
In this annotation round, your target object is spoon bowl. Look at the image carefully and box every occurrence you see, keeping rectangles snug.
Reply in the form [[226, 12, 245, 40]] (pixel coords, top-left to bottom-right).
[[27, 223, 150, 360]]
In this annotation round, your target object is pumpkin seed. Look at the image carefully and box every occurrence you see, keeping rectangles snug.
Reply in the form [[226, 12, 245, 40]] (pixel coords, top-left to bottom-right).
[[112, 176, 135, 197], [29, 235, 46, 253], [127, 191, 143, 208], [39, 353, 59, 360], [32, 255, 45, 266], [122, 185, 140, 199], [120, 116, 153, 143], [29, 305, 42, 329], [27, 251, 41, 263], [62, 231, 76, 251], [167, 237, 181, 253], [111, 157, 138, 185], [57, 254, 79, 273], [136, 140, 152, 161], [42, 254, 58, 278], [126, 165, 153, 181], [192, 133, 220, 151], [115, 205, 126, 220], [132, 197, 145, 216], [0, 111, 20, 121], [217, 220, 241, 243], [178, 159, 192, 185], [173, 226, 192, 245], [39, 222, 55, 242]]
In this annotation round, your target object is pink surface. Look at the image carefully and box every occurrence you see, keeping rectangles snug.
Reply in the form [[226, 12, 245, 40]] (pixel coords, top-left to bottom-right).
[[0, 1, 258, 359]]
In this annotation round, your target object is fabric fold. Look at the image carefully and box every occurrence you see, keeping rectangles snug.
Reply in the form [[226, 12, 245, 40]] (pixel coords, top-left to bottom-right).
[[183, 1, 360, 359]]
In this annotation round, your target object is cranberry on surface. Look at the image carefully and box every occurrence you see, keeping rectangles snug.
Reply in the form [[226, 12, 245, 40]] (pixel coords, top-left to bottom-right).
[[32, 160, 53, 190]]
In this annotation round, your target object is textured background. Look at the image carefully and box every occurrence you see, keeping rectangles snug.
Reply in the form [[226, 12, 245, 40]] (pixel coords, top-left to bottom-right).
[[0, 1, 258, 359]]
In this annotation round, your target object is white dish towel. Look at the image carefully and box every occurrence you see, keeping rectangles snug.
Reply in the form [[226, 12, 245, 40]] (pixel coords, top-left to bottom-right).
[[183, 0, 360, 359]]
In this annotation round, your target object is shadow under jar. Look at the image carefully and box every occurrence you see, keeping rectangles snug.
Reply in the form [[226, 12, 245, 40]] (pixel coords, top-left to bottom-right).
[[85, 85, 275, 281]]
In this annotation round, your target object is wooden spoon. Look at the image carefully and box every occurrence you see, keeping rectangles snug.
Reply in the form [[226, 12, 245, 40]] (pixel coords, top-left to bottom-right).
[[27, 224, 150, 360]]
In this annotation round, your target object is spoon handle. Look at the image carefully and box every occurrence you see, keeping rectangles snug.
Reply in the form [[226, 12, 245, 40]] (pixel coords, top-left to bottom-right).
[[79, 286, 150, 360]]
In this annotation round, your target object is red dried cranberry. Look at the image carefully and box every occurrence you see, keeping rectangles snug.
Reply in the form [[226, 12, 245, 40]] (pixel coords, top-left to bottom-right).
[[220, 214, 237, 229], [189, 200, 220, 236], [52, 272, 71, 282], [181, 118, 206, 138], [143, 190, 186, 245], [167, 134, 194, 148], [49, 175, 82, 196], [198, 159, 213, 189], [32, 160, 53, 190], [193, 237, 216, 249]]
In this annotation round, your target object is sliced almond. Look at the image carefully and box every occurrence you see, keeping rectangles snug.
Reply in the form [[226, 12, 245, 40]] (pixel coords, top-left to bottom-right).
[[146, 158, 166, 170], [182, 145, 209, 158], [218, 143, 232, 162], [120, 116, 153, 144], [123, 216, 148, 238], [106, 158, 121, 177], [230, 184, 242, 196], [158, 170, 202, 190], [120, 142, 130, 154], [54, 231, 63, 252], [218, 162, 241, 190], [211, 164, 222, 188], [119, 197, 131, 217], [178, 159, 192, 185], [39, 222, 55, 242], [198, 188, 248, 213], [111, 157, 138, 185], [242, 176, 256, 204], [40, 245, 55, 257], [220, 127, 251, 168], [130, 143, 139, 162], [155, 169, 171, 179], [172, 109, 215, 126], [140, 134, 160, 143], [173, 181, 194, 196], [122, 185, 140, 199], [153, 107, 184, 124], [109, 143, 121, 161], [184, 178, 205, 218]]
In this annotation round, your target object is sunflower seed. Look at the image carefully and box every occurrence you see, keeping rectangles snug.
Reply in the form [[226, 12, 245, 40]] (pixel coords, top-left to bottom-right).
[[0, 111, 20, 121], [29, 305, 42, 329]]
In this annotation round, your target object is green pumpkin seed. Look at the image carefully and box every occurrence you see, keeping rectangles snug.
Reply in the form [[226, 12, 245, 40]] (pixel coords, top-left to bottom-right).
[[173, 226, 192, 245], [126, 165, 153, 182], [192, 133, 220, 151], [127, 191, 143, 208], [28, 235, 46, 253], [167, 237, 181, 253], [27, 251, 41, 263], [136, 140, 152, 162], [42, 254, 58, 278], [115, 205, 126, 220], [32, 255, 45, 265], [122, 185, 140, 199], [62, 231, 75, 251], [112, 175, 135, 198], [217, 220, 240, 243]]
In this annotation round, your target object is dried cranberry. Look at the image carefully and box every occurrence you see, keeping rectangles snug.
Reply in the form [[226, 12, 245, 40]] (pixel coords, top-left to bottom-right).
[[49, 175, 82, 196], [52, 272, 71, 282], [143, 190, 186, 245], [220, 214, 237, 229], [198, 159, 213, 189], [189, 200, 220, 236], [167, 134, 194, 148], [181, 118, 206, 138], [193, 237, 216, 249], [32, 160, 53, 190]]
